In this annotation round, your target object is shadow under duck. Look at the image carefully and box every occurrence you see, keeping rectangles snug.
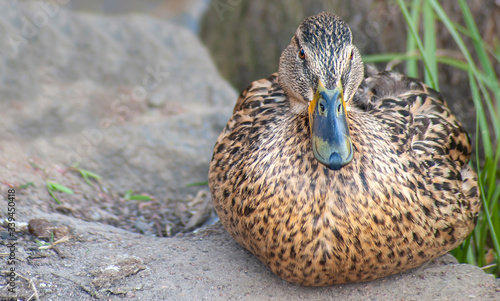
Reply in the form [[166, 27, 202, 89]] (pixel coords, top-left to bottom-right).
[[209, 12, 481, 286]]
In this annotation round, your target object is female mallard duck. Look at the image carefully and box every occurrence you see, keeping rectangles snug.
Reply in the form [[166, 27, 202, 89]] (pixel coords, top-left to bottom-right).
[[209, 12, 481, 286]]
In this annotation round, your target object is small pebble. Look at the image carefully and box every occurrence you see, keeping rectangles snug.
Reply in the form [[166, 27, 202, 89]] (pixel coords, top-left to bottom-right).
[[28, 219, 55, 238]]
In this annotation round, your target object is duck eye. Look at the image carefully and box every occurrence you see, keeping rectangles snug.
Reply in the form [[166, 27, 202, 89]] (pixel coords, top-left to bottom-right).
[[349, 49, 354, 60], [299, 48, 306, 60], [337, 103, 342, 114]]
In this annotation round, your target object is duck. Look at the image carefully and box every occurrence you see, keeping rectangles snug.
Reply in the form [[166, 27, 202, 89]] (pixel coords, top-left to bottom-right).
[[208, 12, 481, 286]]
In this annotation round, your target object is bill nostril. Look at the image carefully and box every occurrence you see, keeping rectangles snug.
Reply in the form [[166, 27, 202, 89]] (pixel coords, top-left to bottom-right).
[[319, 102, 325, 113], [328, 152, 343, 170]]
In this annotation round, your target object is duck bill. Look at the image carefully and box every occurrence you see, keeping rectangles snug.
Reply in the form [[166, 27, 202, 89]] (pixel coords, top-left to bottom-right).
[[308, 80, 353, 170]]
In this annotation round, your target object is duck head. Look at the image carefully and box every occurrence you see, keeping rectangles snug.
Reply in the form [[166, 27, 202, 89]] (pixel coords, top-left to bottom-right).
[[278, 12, 364, 170]]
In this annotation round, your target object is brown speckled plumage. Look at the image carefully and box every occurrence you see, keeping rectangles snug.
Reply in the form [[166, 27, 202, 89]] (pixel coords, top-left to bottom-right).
[[209, 12, 480, 286]]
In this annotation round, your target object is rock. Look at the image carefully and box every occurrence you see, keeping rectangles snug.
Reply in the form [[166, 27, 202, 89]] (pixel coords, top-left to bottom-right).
[[27, 218, 71, 240], [0, 1, 236, 201], [28, 219, 55, 239], [90, 256, 146, 290], [10, 211, 500, 300], [53, 224, 71, 239], [66, 0, 210, 33], [0, 2, 234, 236]]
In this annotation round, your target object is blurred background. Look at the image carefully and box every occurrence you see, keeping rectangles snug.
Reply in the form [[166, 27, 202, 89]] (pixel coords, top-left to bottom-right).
[[64, 0, 210, 33], [49, 0, 500, 138]]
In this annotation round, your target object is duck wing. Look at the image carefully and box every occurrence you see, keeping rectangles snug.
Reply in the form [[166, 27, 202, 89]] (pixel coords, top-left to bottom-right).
[[353, 71, 481, 227]]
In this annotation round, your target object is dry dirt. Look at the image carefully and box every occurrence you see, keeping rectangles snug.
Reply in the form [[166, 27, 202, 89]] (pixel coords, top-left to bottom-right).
[[1, 209, 500, 300]]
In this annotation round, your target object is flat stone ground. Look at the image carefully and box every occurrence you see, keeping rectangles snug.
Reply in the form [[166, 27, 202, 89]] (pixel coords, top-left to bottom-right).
[[3, 210, 500, 301]]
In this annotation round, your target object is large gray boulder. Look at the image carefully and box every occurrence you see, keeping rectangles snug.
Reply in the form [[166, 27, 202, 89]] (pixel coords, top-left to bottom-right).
[[1, 1, 236, 200], [0, 1, 235, 235]]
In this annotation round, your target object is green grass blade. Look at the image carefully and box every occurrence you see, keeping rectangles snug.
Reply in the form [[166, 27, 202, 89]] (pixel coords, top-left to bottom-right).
[[18, 182, 35, 189], [71, 167, 102, 186], [406, 0, 421, 77], [422, 0, 438, 89], [451, 21, 500, 65], [123, 189, 152, 201], [436, 56, 498, 89], [490, 186, 500, 238], [185, 181, 209, 187], [47, 181, 74, 195], [491, 187, 500, 245], [478, 171, 500, 270], [428, 0, 499, 137], [124, 189, 133, 200], [465, 239, 476, 265], [397, 0, 437, 88], [128, 195, 153, 201], [486, 138, 500, 202], [80, 169, 102, 180], [364, 53, 497, 89], [472, 103, 492, 270], [46, 181, 74, 205], [458, 0, 500, 110], [477, 82, 500, 139], [48, 189, 61, 205], [468, 72, 492, 159], [378, 1, 500, 275], [435, 56, 469, 71]]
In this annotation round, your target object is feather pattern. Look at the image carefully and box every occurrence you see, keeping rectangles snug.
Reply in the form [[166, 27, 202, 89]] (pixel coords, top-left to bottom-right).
[[209, 13, 480, 286]]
